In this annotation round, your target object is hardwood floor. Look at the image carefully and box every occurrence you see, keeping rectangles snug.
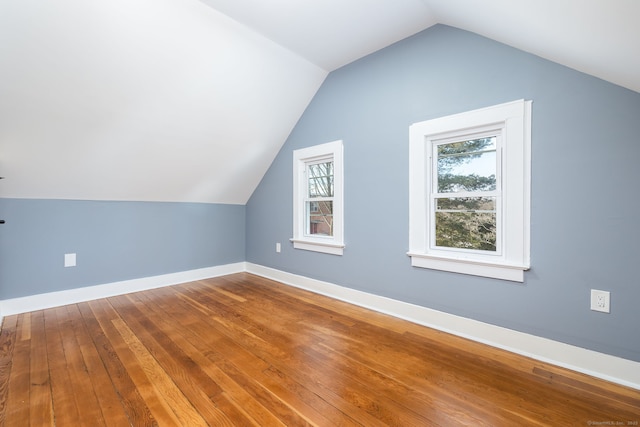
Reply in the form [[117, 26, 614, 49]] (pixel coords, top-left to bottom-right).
[[1, 273, 638, 426]]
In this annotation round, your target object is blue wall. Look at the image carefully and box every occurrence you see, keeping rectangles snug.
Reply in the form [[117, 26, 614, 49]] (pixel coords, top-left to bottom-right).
[[0, 198, 245, 299], [246, 25, 640, 362]]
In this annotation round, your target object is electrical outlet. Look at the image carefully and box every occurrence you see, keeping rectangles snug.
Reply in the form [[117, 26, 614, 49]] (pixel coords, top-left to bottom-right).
[[590, 289, 610, 313], [276, 242, 281, 253], [64, 253, 77, 267]]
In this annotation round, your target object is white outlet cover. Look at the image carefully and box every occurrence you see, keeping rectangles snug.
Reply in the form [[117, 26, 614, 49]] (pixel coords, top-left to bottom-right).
[[590, 289, 610, 313], [64, 253, 77, 267]]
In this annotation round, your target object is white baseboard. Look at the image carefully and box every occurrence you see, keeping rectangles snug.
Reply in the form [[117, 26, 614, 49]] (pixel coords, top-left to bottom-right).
[[245, 263, 640, 390], [2, 261, 638, 390], [0, 262, 246, 318]]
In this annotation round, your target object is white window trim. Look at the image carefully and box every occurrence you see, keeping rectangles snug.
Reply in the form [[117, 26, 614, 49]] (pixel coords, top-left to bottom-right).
[[291, 140, 344, 255], [408, 100, 531, 282]]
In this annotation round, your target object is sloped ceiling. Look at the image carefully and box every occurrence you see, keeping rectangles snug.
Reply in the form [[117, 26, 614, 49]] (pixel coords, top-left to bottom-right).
[[0, 0, 326, 204], [204, 0, 640, 93], [1, 0, 638, 204]]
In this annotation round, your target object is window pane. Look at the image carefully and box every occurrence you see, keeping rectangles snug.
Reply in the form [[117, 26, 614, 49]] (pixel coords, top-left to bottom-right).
[[306, 201, 333, 236], [308, 162, 334, 198], [435, 197, 496, 251], [437, 137, 496, 193]]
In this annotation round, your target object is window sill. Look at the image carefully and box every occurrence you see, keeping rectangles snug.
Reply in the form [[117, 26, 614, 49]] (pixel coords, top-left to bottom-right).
[[407, 252, 528, 282], [291, 239, 344, 256]]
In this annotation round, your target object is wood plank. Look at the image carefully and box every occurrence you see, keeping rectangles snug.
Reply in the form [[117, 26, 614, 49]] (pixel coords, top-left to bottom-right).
[[78, 300, 157, 426], [87, 299, 184, 426], [66, 303, 131, 427], [5, 313, 31, 426], [143, 286, 295, 426], [1, 273, 638, 425], [111, 315, 208, 426], [28, 310, 54, 426], [241, 274, 640, 423], [175, 283, 407, 426], [131, 288, 280, 426], [43, 307, 82, 425], [189, 278, 501, 424], [173, 278, 524, 425], [55, 305, 107, 427], [109, 293, 237, 426], [3, 314, 32, 427], [159, 282, 352, 426], [297, 319, 546, 424], [0, 315, 18, 425]]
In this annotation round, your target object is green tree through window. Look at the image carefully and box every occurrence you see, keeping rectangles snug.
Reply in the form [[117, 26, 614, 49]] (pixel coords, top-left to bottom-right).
[[434, 137, 497, 251]]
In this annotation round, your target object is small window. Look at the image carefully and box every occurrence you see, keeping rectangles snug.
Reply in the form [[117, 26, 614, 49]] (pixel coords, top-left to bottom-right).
[[408, 100, 531, 281], [292, 140, 344, 255]]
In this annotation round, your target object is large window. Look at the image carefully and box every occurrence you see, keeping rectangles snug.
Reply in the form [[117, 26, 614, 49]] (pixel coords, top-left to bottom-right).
[[408, 100, 531, 281], [292, 140, 344, 255]]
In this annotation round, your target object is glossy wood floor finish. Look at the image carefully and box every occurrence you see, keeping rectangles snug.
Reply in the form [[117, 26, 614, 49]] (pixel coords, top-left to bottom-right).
[[1, 273, 639, 426]]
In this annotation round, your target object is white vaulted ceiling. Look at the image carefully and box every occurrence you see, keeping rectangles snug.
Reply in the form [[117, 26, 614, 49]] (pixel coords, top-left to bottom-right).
[[203, 0, 640, 93], [1, 0, 638, 204], [0, 0, 326, 204]]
